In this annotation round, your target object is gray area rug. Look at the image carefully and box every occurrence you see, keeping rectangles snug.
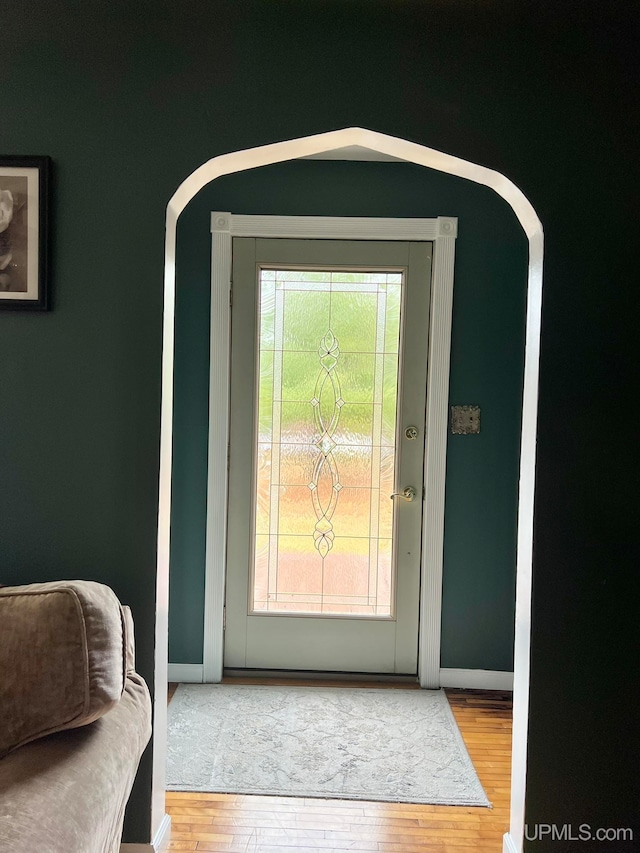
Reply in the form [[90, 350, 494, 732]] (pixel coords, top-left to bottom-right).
[[166, 684, 490, 806]]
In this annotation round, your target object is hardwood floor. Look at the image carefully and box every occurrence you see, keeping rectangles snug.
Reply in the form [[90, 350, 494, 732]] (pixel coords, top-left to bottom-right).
[[166, 681, 512, 852]]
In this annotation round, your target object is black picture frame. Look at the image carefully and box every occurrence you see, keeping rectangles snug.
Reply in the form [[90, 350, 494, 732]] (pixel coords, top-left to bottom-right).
[[0, 155, 51, 311]]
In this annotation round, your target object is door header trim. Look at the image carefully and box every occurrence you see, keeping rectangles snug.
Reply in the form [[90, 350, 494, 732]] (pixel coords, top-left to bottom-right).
[[211, 213, 457, 241]]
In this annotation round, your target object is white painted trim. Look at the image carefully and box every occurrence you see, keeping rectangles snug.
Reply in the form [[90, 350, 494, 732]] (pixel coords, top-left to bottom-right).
[[202, 217, 233, 684], [440, 668, 514, 691], [419, 222, 456, 689], [508, 232, 542, 853], [503, 831, 520, 853], [158, 127, 543, 853], [210, 213, 449, 241], [167, 663, 204, 682], [120, 812, 171, 853], [205, 213, 457, 689], [151, 164, 176, 838], [153, 813, 171, 853]]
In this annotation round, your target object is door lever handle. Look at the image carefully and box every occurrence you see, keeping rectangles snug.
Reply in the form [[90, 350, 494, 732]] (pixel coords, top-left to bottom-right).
[[390, 486, 417, 502]]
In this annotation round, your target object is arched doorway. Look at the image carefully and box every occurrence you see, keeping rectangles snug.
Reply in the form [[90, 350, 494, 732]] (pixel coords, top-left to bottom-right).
[[153, 128, 543, 853]]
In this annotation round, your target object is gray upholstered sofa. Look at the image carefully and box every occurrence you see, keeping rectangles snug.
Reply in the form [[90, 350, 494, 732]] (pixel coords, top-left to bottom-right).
[[0, 580, 152, 852]]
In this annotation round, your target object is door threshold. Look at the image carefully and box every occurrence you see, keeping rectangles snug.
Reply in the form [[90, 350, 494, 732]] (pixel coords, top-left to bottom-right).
[[223, 667, 419, 684]]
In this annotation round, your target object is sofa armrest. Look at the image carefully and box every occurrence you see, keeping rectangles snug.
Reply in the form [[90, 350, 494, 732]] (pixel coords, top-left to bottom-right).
[[0, 671, 152, 853]]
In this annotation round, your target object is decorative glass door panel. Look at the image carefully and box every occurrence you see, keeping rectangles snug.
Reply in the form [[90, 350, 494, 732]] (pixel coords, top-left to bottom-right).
[[253, 269, 403, 617], [225, 239, 431, 674]]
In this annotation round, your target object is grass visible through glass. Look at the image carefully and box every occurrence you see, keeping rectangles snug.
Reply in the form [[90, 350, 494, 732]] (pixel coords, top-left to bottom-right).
[[252, 268, 403, 616]]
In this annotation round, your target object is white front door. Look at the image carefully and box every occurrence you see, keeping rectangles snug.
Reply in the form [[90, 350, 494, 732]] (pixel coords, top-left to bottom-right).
[[224, 237, 431, 674]]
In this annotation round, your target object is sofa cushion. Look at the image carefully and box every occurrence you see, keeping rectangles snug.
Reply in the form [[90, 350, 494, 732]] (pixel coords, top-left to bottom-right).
[[0, 580, 127, 758]]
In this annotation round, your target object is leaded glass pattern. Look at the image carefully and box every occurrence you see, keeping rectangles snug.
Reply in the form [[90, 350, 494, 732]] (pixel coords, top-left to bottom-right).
[[252, 268, 403, 616]]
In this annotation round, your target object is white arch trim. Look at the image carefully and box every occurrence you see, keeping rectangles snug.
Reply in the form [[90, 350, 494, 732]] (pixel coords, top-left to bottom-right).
[[153, 128, 543, 853]]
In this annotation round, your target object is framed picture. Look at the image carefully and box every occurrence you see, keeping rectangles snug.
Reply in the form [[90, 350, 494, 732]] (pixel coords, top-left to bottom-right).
[[0, 156, 51, 310]]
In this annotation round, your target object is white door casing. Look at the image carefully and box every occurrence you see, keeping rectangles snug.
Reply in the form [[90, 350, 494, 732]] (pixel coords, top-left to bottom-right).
[[157, 128, 543, 853], [204, 213, 457, 686]]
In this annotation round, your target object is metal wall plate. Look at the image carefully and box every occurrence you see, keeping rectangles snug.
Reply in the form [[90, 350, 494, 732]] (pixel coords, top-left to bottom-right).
[[451, 405, 481, 434]]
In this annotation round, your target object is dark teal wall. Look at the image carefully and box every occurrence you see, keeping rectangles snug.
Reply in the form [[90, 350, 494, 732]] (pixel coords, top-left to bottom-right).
[[2, 0, 637, 847], [169, 160, 527, 671]]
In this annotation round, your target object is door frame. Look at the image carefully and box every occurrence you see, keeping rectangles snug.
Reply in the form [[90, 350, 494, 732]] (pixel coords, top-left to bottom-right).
[[204, 214, 457, 686], [156, 128, 543, 853]]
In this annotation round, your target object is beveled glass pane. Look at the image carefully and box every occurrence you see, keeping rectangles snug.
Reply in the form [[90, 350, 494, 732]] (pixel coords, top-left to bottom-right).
[[252, 268, 403, 616], [331, 487, 372, 537], [279, 402, 320, 444], [279, 269, 331, 283], [260, 281, 276, 350], [254, 444, 271, 534], [329, 444, 372, 488], [322, 537, 371, 601], [384, 283, 402, 354], [257, 351, 274, 440], [382, 353, 400, 446], [269, 533, 323, 603], [277, 485, 320, 534], [283, 291, 330, 350], [277, 442, 318, 485], [329, 291, 377, 352], [332, 405, 374, 446], [281, 351, 320, 401], [337, 352, 376, 402], [252, 535, 270, 611]]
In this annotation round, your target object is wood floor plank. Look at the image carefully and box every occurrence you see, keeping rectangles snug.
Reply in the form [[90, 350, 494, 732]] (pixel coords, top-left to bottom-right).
[[167, 684, 512, 853]]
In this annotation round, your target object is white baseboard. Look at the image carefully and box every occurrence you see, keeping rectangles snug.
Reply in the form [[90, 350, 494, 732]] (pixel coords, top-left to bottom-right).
[[440, 668, 514, 690], [168, 663, 204, 683], [503, 831, 519, 853], [121, 813, 171, 853], [153, 814, 172, 852], [168, 664, 512, 690]]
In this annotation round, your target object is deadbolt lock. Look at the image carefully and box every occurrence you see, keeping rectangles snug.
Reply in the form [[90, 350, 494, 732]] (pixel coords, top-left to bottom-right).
[[404, 425, 419, 440]]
